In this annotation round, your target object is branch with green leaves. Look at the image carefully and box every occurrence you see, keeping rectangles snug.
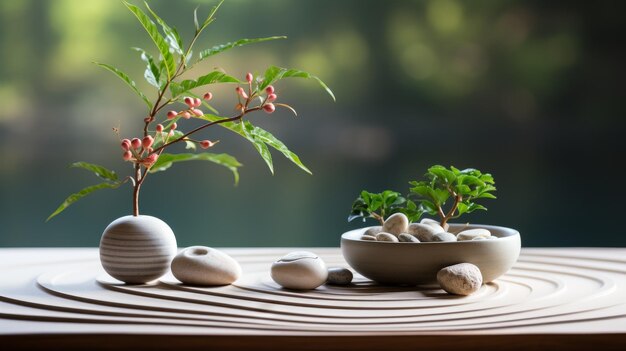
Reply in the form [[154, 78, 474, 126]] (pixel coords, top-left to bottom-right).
[[47, 0, 334, 221], [348, 165, 496, 227], [349, 190, 421, 226]]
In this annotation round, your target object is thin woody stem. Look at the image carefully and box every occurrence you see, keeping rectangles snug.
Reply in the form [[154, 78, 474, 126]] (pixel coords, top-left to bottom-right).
[[441, 195, 462, 227], [370, 212, 385, 226], [132, 164, 141, 216]]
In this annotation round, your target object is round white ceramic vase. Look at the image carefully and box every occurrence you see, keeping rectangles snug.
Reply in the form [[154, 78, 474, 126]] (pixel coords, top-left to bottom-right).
[[99, 215, 177, 284]]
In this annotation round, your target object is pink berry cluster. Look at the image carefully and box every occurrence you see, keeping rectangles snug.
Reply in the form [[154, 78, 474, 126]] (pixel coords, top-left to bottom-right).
[[235, 72, 278, 114], [166, 93, 212, 120], [120, 136, 159, 167]]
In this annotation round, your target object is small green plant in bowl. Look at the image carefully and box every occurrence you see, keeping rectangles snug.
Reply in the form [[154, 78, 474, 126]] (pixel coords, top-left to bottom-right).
[[349, 165, 497, 232], [341, 165, 521, 286]]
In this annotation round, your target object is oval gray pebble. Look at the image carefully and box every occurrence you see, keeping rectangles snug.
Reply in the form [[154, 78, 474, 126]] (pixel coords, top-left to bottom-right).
[[326, 267, 353, 285], [361, 235, 377, 241], [431, 232, 457, 242], [398, 233, 420, 243], [407, 223, 441, 242], [381, 213, 409, 236], [363, 226, 382, 237], [376, 232, 399, 242]]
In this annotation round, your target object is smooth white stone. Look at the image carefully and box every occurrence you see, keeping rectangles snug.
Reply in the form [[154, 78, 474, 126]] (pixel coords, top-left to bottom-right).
[[431, 232, 457, 242], [376, 232, 399, 242], [457, 228, 492, 241], [271, 251, 328, 290], [361, 235, 377, 241], [398, 233, 420, 243], [171, 246, 241, 286], [382, 213, 409, 236], [407, 223, 442, 242], [100, 215, 177, 284], [326, 267, 353, 285], [363, 226, 383, 237], [420, 218, 448, 232], [437, 263, 483, 295]]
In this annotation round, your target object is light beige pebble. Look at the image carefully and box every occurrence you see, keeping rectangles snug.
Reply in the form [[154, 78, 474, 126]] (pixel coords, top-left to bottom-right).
[[407, 223, 441, 242], [398, 233, 420, 243], [364, 226, 382, 237], [420, 218, 448, 232], [361, 235, 377, 241], [382, 213, 409, 236], [437, 263, 483, 295], [457, 228, 491, 241], [271, 251, 328, 290], [472, 237, 486, 241], [431, 232, 457, 242], [171, 246, 242, 286], [376, 232, 399, 242]]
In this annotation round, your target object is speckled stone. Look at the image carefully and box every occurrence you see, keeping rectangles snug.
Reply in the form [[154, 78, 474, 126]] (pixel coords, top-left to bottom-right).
[[437, 263, 483, 295], [398, 233, 420, 243], [376, 232, 399, 242], [271, 251, 328, 290], [326, 267, 353, 285], [457, 228, 491, 241], [420, 218, 448, 232], [407, 223, 442, 242], [382, 213, 409, 236], [431, 232, 458, 242]]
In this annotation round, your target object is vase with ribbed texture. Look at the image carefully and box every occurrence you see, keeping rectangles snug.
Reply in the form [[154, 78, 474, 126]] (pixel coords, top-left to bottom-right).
[[99, 215, 177, 284]]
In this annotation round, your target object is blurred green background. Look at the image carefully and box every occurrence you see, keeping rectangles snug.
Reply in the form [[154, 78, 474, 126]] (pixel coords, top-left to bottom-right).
[[1, 0, 625, 248]]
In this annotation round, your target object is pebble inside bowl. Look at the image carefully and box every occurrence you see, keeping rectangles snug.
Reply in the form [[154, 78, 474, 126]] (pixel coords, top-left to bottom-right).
[[340, 223, 521, 285]]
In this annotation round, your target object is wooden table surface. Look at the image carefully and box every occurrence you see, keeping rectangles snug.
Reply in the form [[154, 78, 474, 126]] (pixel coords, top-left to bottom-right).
[[1, 247, 626, 350]]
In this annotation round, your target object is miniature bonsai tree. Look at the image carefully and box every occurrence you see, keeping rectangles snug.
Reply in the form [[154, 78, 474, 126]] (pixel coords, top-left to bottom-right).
[[349, 165, 496, 227], [47, 1, 334, 221]]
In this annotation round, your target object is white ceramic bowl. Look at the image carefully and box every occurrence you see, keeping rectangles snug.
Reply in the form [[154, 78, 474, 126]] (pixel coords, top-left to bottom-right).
[[341, 223, 521, 285]]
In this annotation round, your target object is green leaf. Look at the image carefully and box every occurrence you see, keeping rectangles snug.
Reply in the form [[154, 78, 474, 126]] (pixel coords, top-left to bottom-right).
[[143, 1, 183, 55], [198, 36, 287, 61], [170, 71, 240, 97], [131, 47, 162, 89], [201, 0, 222, 29], [70, 162, 117, 182], [409, 183, 431, 197], [457, 174, 484, 187], [237, 121, 274, 174], [457, 202, 469, 216], [194, 114, 272, 172], [477, 192, 497, 199], [46, 181, 124, 222], [419, 200, 439, 216], [428, 165, 456, 184], [467, 203, 488, 213], [258, 65, 335, 101], [245, 121, 312, 174], [193, 6, 200, 31], [149, 152, 242, 185], [432, 188, 450, 205], [93, 62, 152, 109], [124, 1, 176, 79]]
